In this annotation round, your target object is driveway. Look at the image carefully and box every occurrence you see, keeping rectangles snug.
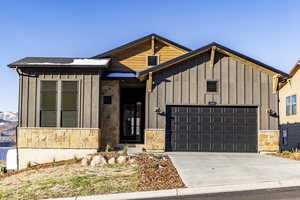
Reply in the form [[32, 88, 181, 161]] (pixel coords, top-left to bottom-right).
[[168, 153, 300, 187]]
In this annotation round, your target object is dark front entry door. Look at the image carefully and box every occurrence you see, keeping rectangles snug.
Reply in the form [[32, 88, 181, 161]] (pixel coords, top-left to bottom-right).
[[166, 106, 258, 152], [120, 88, 145, 143]]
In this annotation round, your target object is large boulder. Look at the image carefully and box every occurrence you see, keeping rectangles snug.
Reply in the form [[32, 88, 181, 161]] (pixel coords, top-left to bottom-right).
[[90, 155, 107, 167], [108, 157, 116, 165], [116, 156, 127, 164]]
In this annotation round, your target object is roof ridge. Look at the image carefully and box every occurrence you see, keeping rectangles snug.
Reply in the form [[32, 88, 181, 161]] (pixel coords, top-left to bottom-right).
[[91, 33, 191, 58]]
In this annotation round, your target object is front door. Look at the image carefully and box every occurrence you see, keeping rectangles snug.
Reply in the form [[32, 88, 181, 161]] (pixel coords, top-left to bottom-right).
[[120, 88, 145, 143]]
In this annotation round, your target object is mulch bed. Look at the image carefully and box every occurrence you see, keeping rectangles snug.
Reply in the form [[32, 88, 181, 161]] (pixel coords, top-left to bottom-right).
[[135, 154, 185, 191]]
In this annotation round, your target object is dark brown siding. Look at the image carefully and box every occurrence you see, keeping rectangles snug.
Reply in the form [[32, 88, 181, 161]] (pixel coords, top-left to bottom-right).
[[19, 69, 101, 128], [146, 52, 279, 130]]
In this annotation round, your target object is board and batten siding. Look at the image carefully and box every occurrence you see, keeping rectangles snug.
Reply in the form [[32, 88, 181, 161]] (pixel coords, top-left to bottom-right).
[[18, 69, 101, 129], [146, 52, 279, 130]]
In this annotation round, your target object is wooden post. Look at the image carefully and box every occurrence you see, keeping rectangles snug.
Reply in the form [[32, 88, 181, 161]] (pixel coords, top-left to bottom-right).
[[210, 46, 216, 67], [151, 36, 155, 55], [147, 72, 153, 93]]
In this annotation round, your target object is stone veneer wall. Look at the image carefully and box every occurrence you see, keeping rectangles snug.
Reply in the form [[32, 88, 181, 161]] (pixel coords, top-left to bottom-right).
[[100, 80, 120, 147], [144, 129, 165, 151], [258, 130, 280, 152], [18, 127, 101, 149]]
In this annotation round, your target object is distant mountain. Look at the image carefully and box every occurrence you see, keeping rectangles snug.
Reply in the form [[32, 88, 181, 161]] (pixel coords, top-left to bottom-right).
[[0, 111, 17, 147], [0, 112, 18, 122]]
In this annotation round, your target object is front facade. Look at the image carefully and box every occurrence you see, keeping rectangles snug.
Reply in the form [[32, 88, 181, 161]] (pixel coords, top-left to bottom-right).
[[279, 61, 300, 151], [8, 34, 288, 169]]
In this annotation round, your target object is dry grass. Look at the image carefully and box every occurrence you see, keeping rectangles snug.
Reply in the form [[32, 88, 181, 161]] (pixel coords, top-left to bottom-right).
[[0, 162, 139, 200]]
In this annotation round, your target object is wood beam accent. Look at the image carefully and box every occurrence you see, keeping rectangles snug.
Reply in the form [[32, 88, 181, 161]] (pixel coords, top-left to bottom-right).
[[157, 38, 189, 53], [151, 36, 155, 55], [272, 74, 280, 94], [147, 72, 153, 93], [210, 46, 216, 67]]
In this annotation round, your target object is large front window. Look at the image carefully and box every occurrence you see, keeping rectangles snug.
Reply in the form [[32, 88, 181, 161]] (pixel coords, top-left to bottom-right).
[[40, 80, 78, 127]]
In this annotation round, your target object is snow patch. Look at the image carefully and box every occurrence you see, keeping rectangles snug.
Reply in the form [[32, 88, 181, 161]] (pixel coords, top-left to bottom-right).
[[26, 58, 110, 66]]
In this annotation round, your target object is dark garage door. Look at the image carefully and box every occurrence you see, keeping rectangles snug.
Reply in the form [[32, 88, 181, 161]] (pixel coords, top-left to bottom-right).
[[166, 106, 257, 152]]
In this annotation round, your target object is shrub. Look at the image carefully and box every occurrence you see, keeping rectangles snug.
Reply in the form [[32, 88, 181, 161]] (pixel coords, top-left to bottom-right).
[[122, 146, 128, 156], [27, 161, 32, 168], [105, 144, 113, 152], [281, 151, 291, 156]]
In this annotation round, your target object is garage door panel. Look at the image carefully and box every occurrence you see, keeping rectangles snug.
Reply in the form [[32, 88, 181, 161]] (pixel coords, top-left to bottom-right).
[[166, 106, 257, 152]]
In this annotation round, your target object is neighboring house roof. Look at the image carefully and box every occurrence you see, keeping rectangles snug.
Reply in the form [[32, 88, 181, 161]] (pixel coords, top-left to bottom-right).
[[8, 57, 111, 68], [91, 33, 191, 58], [137, 42, 289, 79]]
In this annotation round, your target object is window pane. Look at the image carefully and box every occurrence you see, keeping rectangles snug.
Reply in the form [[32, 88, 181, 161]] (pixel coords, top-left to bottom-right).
[[292, 95, 297, 115], [62, 81, 78, 92], [40, 81, 57, 127], [286, 96, 291, 116], [41, 81, 57, 91], [40, 111, 56, 127], [61, 111, 78, 127], [61, 81, 78, 127], [62, 93, 78, 110], [41, 93, 57, 110], [148, 56, 158, 66]]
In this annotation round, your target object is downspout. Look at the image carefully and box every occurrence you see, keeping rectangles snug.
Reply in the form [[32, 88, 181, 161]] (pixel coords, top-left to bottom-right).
[[14, 67, 38, 170], [15, 67, 20, 170]]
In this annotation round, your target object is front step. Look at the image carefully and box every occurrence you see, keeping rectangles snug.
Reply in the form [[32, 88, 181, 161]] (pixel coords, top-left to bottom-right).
[[116, 144, 145, 154]]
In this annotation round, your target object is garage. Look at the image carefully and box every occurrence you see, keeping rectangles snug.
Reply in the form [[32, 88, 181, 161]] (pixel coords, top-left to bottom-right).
[[165, 106, 258, 152]]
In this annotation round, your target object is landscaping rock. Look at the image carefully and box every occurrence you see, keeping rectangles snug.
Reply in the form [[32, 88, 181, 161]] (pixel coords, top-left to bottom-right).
[[90, 155, 107, 167], [116, 156, 127, 164], [108, 157, 115, 165], [128, 158, 136, 165], [81, 158, 90, 167]]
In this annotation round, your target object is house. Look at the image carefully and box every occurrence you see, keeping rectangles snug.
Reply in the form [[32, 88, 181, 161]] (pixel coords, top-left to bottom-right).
[[8, 34, 288, 169], [279, 61, 300, 151]]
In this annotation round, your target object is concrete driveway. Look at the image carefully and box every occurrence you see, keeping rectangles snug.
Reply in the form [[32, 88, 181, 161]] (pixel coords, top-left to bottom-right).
[[168, 152, 300, 188]]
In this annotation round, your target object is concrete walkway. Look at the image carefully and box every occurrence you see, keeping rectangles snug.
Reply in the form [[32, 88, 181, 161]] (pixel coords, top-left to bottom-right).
[[168, 152, 300, 187]]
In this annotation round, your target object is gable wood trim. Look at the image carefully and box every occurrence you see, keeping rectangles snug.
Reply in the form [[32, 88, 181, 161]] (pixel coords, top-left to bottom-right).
[[138, 44, 288, 81]]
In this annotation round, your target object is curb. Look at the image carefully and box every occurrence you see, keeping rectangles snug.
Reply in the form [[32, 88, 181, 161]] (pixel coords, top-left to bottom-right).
[[47, 179, 300, 200]]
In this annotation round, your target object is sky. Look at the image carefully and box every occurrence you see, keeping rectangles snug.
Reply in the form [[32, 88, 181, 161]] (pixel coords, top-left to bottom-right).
[[0, 0, 299, 112]]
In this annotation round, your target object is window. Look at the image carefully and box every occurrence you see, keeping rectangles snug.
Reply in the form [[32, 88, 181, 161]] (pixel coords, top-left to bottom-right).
[[286, 96, 291, 116], [292, 95, 297, 115], [61, 81, 78, 127], [286, 95, 296, 116], [147, 55, 158, 66], [40, 81, 57, 127], [103, 96, 112, 104], [207, 81, 218, 92], [40, 80, 79, 127]]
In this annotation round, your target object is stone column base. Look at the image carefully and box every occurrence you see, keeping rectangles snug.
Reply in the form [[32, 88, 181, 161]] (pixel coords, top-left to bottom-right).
[[258, 130, 280, 153], [144, 129, 165, 151]]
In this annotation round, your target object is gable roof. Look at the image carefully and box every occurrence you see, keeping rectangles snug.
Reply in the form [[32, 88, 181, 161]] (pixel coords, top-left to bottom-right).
[[137, 42, 289, 79], [91, 33, 191, 59], [8, 57, 111, 68], [289, 61, 300, 77]]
